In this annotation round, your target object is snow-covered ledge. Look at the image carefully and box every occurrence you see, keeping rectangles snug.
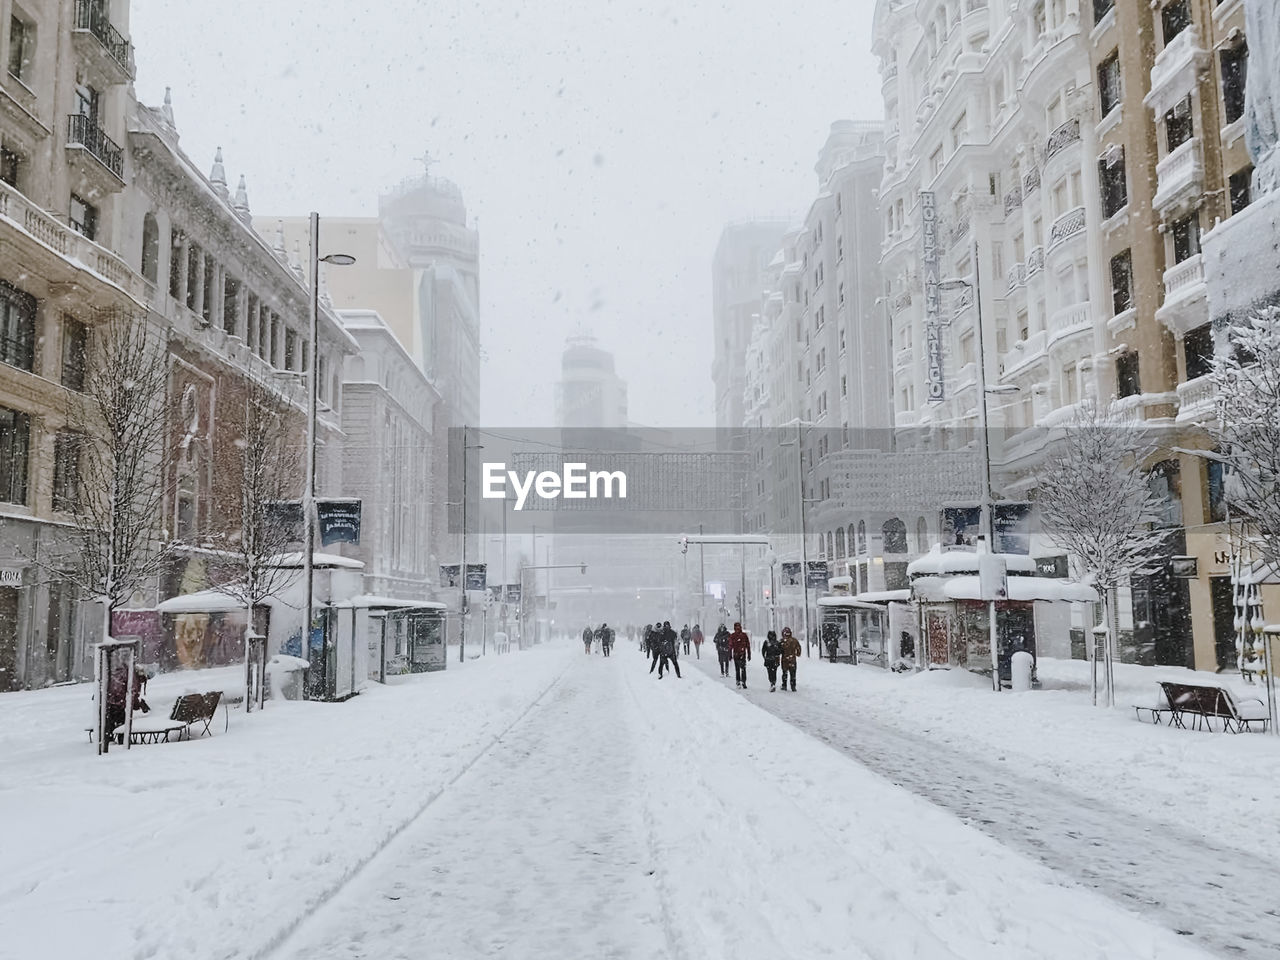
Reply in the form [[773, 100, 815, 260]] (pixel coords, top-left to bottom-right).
[[1145, 24, 1209, 118]]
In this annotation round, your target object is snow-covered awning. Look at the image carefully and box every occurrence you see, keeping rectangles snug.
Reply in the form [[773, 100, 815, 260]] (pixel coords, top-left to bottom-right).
[[907, 544, 1038, 578], [853, 589, 911, 604], [912, 575, 1097, 603], [331, 595, 446, 611], [156, 589, 248, 614], [267, 551, 365, 570], [818, 596, 895, 612]]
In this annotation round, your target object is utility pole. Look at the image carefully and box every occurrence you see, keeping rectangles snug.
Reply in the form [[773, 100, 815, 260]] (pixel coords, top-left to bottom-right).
[[797, 419, 811, 657], [459, 424, 468, 663]]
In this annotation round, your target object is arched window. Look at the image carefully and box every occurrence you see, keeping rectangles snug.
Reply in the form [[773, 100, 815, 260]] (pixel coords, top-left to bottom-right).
[[916, 516, 929, 553], [857, 520, 867, 555], [835, 526, 846, 558], [883, 517, 908, 554], [847, 524, 856, 557]]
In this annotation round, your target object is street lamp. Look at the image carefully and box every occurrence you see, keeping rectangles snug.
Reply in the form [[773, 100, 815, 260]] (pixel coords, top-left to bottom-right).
[[303, 212, 354, 696], [938, 242, 1019, 691]]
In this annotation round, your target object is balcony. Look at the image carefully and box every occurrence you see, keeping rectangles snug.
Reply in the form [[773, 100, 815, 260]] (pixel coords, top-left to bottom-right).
[[0, 177, 147, 308], [1047, 206, 1086, 253], [1046, 302, 1091, 345], [1146, 24, 1208, 117], [1007, 261, 1027, 293], [1175, 374, 1218, 425], [1025, 246, 1045, 277], [1023, 166, 1041, 197], [1021, 14, 1083, 104], [71, 0, 134, 83], [1152, 137, 1204, 212], [65, 114, 125, 190], [1045, 117, 1081, 165], [1156, 253, 1208, 337]]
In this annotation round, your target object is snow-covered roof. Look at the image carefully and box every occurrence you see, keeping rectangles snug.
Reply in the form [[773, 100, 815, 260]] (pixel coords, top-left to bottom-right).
[[332, 595, 446, 610], [912, 576, 1097, 603], [854, 589, 912, 603], [818, 596, 896, 611], [906, 545, 1039, 577]]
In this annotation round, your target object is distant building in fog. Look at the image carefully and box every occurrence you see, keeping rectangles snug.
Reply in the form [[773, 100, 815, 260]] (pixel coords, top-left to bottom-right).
[[555, 334, 628, 429]]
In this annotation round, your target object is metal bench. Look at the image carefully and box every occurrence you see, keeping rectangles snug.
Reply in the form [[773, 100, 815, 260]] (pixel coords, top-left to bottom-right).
[[114, 691, 226, 745], [1135, 681, 1270, 734]]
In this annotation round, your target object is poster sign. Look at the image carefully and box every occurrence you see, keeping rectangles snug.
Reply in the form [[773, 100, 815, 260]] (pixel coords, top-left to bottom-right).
[[805, 560, 828, 589], [780, 562, 802, 586], [941, 506, 983, 547], [440, 563, 460, 587], [1036, 555, 1069, 578], [317, 498, 361, 546], [920, 190, 945, 403], [505, 583, 522, 603], [465, 563, 487, 591], [1170, 556, 1198, 578], [265, 500, 304, 540], [992, 502, 1033, 555], [0, 566, 23, 587]]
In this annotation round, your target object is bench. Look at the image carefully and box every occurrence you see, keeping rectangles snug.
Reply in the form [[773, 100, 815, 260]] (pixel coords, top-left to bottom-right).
[[1135, 681, 1271, 734], [114, 691, 226, 745]]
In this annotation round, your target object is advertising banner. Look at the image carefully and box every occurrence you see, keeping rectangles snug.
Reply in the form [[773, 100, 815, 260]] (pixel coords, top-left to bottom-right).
[[920, 190, 945, 403], [317, 498, 361, 546], [941, 506, 983, 547], [805, 560, 828, 589], [992, 502, 1033, 555], [780, 562, 802, 587], [465, 563, 487, 591]]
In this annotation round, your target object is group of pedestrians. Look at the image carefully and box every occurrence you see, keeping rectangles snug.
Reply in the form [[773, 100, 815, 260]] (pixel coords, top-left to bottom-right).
[[642, 621, 683, 678], [582, 623, 615, 656], [713, 622, 802, 692]]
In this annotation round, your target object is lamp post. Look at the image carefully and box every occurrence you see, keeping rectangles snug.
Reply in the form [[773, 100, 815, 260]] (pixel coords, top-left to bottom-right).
[[303, 212, 354, 696], [939, 241, 1018, 692]]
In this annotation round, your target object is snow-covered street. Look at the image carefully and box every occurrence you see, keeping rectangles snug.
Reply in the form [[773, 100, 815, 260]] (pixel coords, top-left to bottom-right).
[[5, 638, 1263, 959]]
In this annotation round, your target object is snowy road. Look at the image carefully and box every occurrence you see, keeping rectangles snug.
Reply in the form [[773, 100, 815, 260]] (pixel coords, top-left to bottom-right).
[[262, 647, 1213, 960], [698, 655, 1280, 960]]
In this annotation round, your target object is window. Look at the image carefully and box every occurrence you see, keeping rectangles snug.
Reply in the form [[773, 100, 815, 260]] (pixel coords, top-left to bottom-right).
[[222, 277, 241, 335], [141, 214, 160, 285], [1184, 323, 1214, 380], [68, 193, 97, 241], [1221, 42, 1248, 125], [0, 405, 30, 505], [1098, 52, 1121, 117], [1206, 459, 1227, 523], [1230, 167, 1253, 215], [1171, 212, 1200, 263], [1017, 310, 1029, 341], [1093, 0, 1115, 25], [1165, 95, 1193, 152], [169, 231, 184, 299], [1100, 147, 1127, 217], [202, 257, 215, 323], [1110, 249, 1133, 315], [0, 146, 19, 188], [1160, 0, 1191, 47], [839, 327, 846, 352], [61, 317, 87, 392], [52, 433, 81, 512], [0, 279, 36, 371], [836, 235, 844, 261], [284, 329, 298, 370], [883, 518, 908, 554], [74, 80, 99, 120], [185, 245, 200, 312], [815, 305, 825, 330], [838, 282, 845, 305], [959, 330, 975, 366], [8, 15, 32, 83], [835, 193, 842, 216], [841, 374, 847, 397], [1116, 350, 1141, 398], [1062, 361, 1078, 405]]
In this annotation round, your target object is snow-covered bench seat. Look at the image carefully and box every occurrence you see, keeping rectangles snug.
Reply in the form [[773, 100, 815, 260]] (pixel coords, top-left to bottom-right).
[[114, 691, 226, 745], [1135, 681, 1270, 734]]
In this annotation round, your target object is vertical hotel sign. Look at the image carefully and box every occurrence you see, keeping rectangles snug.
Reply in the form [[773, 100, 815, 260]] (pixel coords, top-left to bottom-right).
[[920, 191, 945, 403]]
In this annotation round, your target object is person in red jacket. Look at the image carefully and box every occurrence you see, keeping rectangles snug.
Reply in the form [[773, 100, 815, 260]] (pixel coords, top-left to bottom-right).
[[728, 622, 751, 689]]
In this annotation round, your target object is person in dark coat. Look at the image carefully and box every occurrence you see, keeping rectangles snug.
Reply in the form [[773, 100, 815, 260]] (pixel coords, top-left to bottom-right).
[[780, 626, 802, 691], [600, 622, 614, 657], [728, 622, 751, 689], [761, 629, 782, 691], [583, 624, 594, 655], [642, 623, 653, 655], [691, 624, 704, 658], [713, 624, 731, 676], [680, 624, 691, 655], [658, 620, 681, 678], [648, 624, 663, 673]]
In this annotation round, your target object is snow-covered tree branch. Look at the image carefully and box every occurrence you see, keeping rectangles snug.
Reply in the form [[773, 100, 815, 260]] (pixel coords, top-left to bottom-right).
[[1208, 307, 1280, 576], [61, 310, 176, 642], [1034, 401, 1171, 706]]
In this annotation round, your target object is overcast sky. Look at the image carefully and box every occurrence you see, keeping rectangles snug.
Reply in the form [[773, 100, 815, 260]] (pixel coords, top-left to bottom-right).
[[130, 0, 881, 427]]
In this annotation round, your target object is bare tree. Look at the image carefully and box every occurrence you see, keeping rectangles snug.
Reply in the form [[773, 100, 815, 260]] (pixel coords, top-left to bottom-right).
[[62, 310, 176, 645], [1208, 307, 1280, 575], [1035, 401, 1171, 707], [209, 371, 304, 704]]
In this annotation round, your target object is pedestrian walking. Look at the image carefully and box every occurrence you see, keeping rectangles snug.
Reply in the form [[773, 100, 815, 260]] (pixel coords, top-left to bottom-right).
[[648, 624, 663, 674], [691, 624, 704, 659], [761, 629, 782, 691], [680, 624, 691, 655], [780, 626, 802, 692], [658, 621, 681, 678], [729, 622, 751, 689], [582, 624, 593, 655], [714, 623, 731, 676], [642, 623, 653, 656], [601, 622, 614, 657]]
